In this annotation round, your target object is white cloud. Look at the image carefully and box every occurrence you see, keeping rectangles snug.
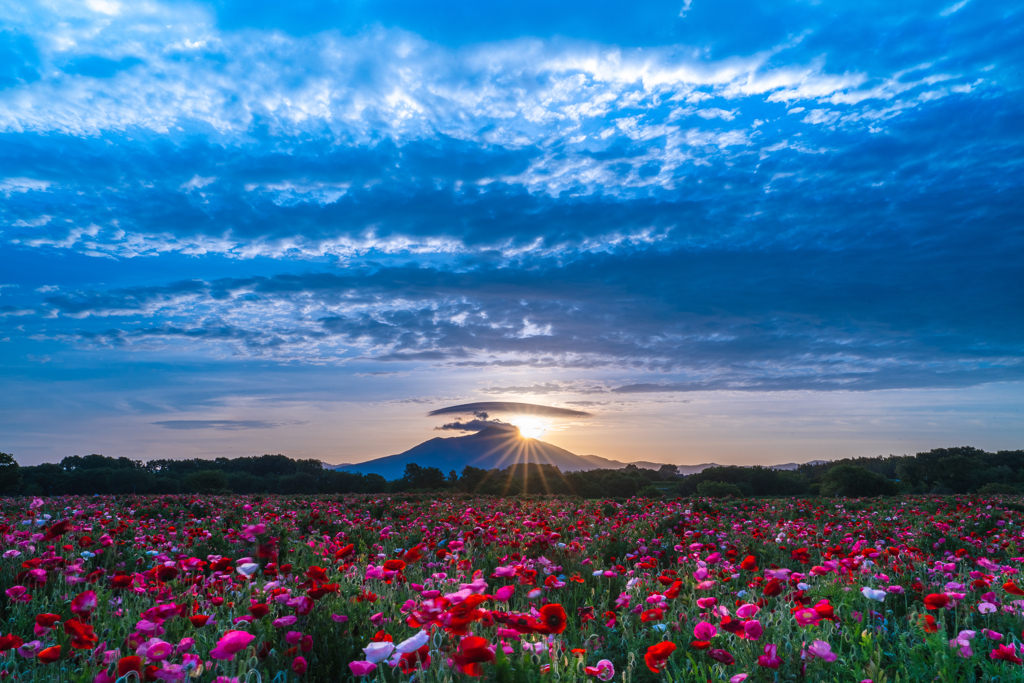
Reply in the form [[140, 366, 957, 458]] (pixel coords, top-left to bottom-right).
[[940, 0, 970, 16], [695, 107, 736, 121], [179, 175, 217, 191], [1, 178, 52, 195]]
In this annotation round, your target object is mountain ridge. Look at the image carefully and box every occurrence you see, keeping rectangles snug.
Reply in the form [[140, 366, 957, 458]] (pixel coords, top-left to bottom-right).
[[329, 425, 820, 480]]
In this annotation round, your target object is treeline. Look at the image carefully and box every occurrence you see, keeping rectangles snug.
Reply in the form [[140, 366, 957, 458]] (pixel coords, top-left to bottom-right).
[[671, 446, 1024, 498], [0, 446, 1021, 499], [0, 453, 388, 496]]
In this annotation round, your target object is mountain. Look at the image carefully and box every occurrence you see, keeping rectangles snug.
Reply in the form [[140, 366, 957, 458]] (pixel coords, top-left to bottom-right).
[[333, 424, 680, 480], [330, 427, 829, 480]]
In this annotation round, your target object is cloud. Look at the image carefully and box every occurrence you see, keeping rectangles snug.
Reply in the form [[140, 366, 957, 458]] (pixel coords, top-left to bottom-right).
[[435, 418, 513, 432], [0, 0, 1020, 406], [427, 402, 593, 418], [151, 419, 306, 430]]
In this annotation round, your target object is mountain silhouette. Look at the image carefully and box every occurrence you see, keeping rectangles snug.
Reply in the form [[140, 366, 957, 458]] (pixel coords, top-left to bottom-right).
[[332, 424, 694, 480]]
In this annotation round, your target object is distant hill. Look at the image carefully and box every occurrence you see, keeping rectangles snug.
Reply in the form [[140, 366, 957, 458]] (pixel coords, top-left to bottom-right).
[[333, 425, 684, 480]]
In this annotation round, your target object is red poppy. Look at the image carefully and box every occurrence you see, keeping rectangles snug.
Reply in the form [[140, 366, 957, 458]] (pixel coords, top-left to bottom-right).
[[35, 614, 61, 629], [813, 600, 835, 620], [110, 574, 134, 589], [189, 615, 211, 627], [64, 619, 98, 649], [249, 603, 270, 619], [709, 649, 735, 665], [335, 544, 355, 561], [534, 603, 567, 635], [640, 608, 664, 623], [42, 520, 73, 541], [443, 595, 488, 635], [762, 579, 783, 597], [921, 614, 938, 633], [210, 557, 234, 572], [924, 593, 950, 610], [403, 544, 427, 564], [383, 559, 407, 572], [257, 540, 277, 559], [451, 636, 495, 677], [0, 634, 23, 651], [719, 616, 745, 635], [118, 656, 142, 676], [663, 580, 682, 599], [155, 565, 178, 582], [396, 645, 432, 673], [304, 566, 329, 583], [991, 644, 1024, 665], [37, 646, 61, 664], [740, 555, 758, 571], [1004, 581, 1024, 597], [690, 641, 711, 650], [644, 641, 676, 673]]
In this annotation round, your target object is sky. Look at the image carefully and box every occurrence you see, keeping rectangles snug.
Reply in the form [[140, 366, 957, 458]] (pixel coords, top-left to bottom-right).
[[1, 0, 1022, 467]]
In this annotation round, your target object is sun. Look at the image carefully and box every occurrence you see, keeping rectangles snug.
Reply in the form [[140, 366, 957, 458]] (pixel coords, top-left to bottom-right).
[[511, 416, 548, 440]]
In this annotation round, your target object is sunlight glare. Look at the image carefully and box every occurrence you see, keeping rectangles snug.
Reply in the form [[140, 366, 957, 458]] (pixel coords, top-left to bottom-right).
[[511, 416, 548, 440]]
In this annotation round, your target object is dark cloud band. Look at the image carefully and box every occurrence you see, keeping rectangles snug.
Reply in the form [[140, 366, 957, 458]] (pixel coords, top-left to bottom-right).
[[427, 402, 593, 418]]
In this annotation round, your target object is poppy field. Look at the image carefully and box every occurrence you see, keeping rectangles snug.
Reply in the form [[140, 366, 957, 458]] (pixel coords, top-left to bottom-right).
[[2, 493, 1024, 683]]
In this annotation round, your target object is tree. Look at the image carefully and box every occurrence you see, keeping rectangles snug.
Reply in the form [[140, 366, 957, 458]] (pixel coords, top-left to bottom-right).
[[658, 464, 679, 480], [183, 470, 229, 494], [820, 464, 898, 498], [107, 468, 154, 494], [0, 453, 22, 494], [697, 480, 743, 498]]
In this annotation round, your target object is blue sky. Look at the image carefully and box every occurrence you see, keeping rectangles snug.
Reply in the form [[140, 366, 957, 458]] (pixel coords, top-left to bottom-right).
[[1, 0, 1021, 466]]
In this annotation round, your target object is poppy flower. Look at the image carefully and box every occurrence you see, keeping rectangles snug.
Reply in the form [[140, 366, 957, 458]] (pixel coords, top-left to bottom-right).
[[709, 649, 735, 665], [248, 603, 270, 619], [694, 621, 717, 640], [118, 656, 142, 676], [584, 659, 615, 681], [644, 641, 676, 673], [70, 590, 97, 618], [1003, 581, 1024, 597], [921, 614, 938, 633], [305, 566, 329, 583], [209, 630, 256, 661], [35, 614, 61, 629], [740, 556, 758, 571], [190, 615, 211, 627], [396, 645, 432, 673], [110, 574, 133, 590], [924, 594, 950, 610], [403, 544, 426, 564], [757, 643, 783, 669], [536, 603, 567, 634], [640, 608, 664, 622], [42, 520, 72, 541], [691, 641, 711, 650], [37, 645, 61, 664], [383, 559, 407, 572], [451, 636, 495, 677], [64, 619, 98, 649], [0, 634, 23, 651], [991, 644, 1024, 665]]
